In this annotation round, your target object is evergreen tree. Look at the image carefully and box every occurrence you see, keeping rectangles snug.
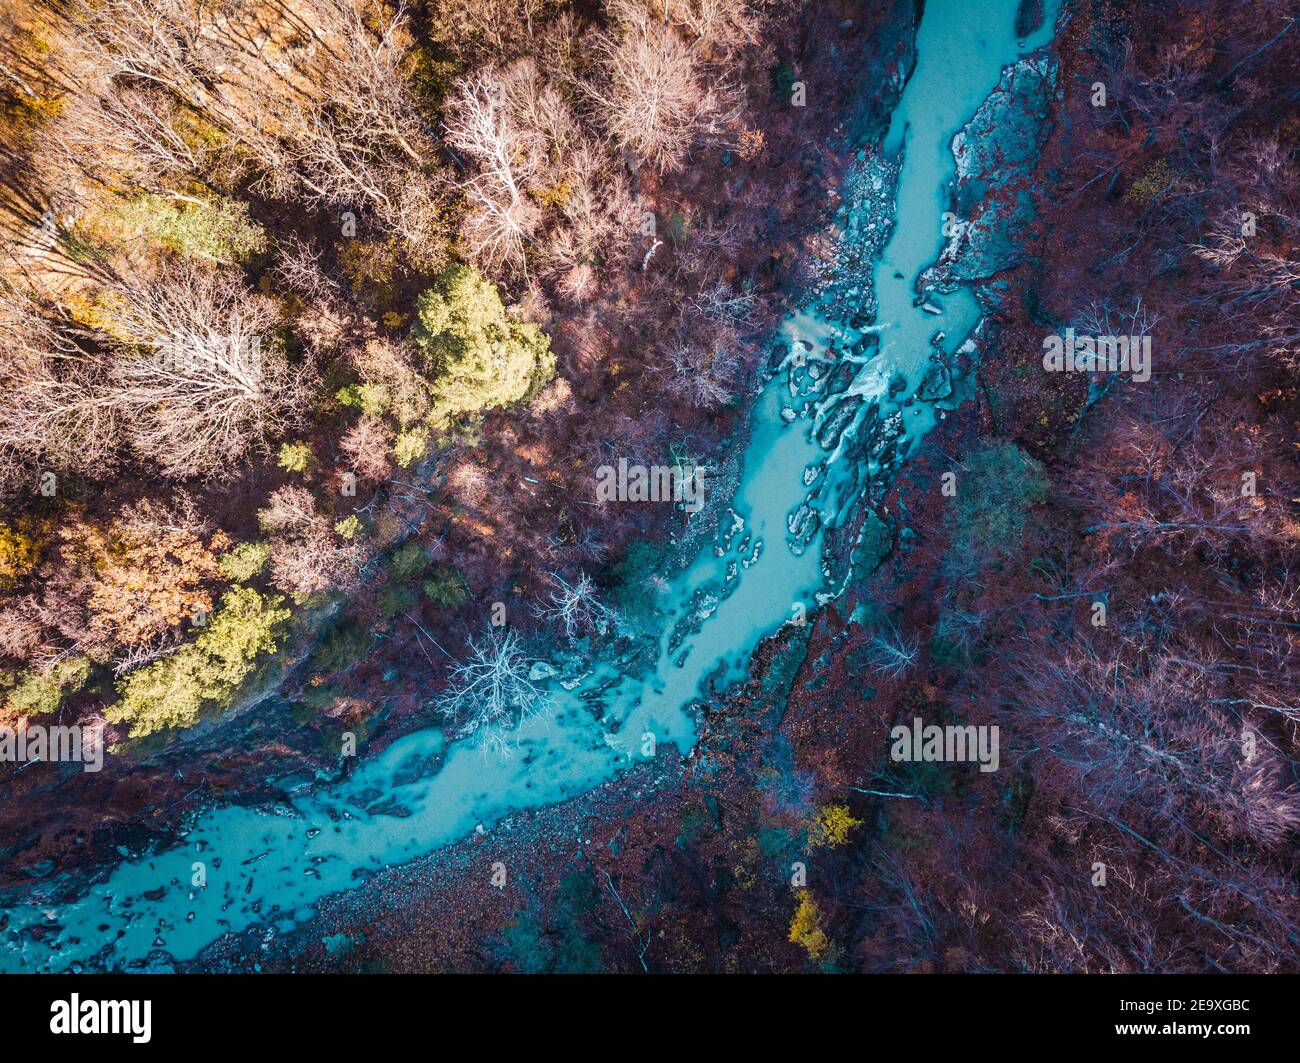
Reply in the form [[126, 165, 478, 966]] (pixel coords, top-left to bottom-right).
[[412, 263, 555, 425]]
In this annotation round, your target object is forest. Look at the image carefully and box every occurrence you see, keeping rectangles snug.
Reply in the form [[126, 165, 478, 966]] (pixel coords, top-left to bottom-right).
[[0, 0, 1296, 977], [0, 0, 798, 739]]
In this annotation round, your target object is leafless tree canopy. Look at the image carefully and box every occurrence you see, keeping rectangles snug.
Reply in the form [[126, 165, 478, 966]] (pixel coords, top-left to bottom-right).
[[105, 264, 310, 477], [1, 265, 311, 485], [531, 570, 618, 640], [54, 0, 447, 259], [445, 68, 545, 275], [0, 286, 120, 487], [584, 0, 744, 173], [259, 485, 364, 596], [434, 627, 552, 755]]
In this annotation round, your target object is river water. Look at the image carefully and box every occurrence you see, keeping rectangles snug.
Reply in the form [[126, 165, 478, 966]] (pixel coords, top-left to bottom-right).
[[0, 0, 1061, 972]]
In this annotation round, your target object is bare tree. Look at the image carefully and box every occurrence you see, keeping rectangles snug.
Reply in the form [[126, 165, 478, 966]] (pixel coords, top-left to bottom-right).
[[1004, 636, 1300, 846], [0, 286, 120, 484], [692, 276, 758, 325], [653, 0, 762, 54], [273, 235, 344, 304], [531, 570, 617, 640], [258, 484, 323, 537], [446, 459, 491, 507], [312, 0, 429, 166], [379, 169, 453, 271], [497, 58, 582, 162], [1190, 137, 1300, 371], [339, 415, 393, 485], [444, 67, 543, 274], [63, 0, 229, 102], [60, 0, 447, 258], [1070, 428, 1264, 559], [659, 323, 742, 409], [284, 2, 448, 259], [427, 0, 551, 62], [1071, 295, 1160, 344], [105, 263, 310, 478], [112, 633, 183, 678], [584, 1, 741, 173], [537, 139, 641, 288], [50, 84, 220, 193], [434, 627, 552, 755], [60, 0, 291, 189], [865, 619, 919, 679], [259, 485, 363, 596]]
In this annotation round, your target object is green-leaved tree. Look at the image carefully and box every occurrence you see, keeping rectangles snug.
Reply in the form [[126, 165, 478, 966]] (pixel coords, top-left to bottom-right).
[[411, 263, 555, 426], [108, 587, 291, 737], [946, 441, 1049, 578]]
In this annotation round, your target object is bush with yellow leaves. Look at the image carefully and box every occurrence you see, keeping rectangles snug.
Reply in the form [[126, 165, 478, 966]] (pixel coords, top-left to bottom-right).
[[788, 889, 829, 961], [0, 521, 40, 592], [807, 803, 863, 849]]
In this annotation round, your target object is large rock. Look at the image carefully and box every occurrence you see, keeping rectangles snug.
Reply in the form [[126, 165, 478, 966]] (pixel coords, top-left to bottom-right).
[[927, 50, 1059, 285]]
